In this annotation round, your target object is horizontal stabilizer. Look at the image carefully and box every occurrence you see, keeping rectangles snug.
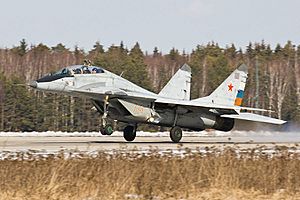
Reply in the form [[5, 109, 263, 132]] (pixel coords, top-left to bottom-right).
[[221, 113, 286, 125]]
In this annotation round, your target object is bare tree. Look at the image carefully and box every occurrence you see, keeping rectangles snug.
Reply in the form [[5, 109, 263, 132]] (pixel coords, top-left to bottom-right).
[[294, 47, 300, 118], [274, 60, 291, 119], [266, 61, 276, 117]]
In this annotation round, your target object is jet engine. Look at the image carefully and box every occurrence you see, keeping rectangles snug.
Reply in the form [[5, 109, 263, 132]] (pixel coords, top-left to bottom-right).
[[196, 113, 234, 131], [212, 117, 235, 132]]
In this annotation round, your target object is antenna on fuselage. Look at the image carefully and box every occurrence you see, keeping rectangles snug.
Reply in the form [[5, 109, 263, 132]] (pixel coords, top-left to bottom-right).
[[120, 71, 124, 77]]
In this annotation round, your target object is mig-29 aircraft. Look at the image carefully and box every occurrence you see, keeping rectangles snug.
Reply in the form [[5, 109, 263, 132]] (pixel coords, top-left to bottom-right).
[[29, 62, 286, 142]]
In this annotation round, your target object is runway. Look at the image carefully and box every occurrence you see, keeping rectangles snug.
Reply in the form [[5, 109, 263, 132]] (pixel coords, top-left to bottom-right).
[[0, 131, 300, 152]]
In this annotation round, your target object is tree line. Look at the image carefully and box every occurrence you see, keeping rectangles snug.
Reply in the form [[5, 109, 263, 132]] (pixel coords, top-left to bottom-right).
[[0, 40, 298, 131]]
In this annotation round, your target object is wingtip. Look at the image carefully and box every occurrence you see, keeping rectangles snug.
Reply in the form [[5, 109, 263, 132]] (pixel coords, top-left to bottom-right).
[[180, 64, 191, 72], [280, 120, 287, 125]]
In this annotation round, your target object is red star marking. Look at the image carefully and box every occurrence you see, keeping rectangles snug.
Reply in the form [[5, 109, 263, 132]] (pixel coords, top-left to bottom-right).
[[228, 83, 233, 91]]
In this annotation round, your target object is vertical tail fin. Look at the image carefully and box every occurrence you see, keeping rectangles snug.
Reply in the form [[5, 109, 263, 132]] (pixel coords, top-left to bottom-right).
[[193, 64, 248, 106], [158, 64, 191, 100]]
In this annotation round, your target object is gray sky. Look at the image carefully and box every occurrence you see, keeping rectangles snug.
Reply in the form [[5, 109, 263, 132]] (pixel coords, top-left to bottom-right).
[[0, 0, 300, 53]]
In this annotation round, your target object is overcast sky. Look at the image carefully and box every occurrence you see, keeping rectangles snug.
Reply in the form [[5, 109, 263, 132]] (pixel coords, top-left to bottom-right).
[[0, 0, 299, 53]]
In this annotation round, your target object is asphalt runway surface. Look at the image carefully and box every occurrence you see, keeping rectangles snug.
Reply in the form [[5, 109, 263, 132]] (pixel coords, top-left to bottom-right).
[[1, 132, 300, 152]]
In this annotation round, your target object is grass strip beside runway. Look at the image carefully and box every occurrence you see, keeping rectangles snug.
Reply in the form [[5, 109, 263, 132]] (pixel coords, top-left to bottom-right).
[[0, 146, 299, 199]]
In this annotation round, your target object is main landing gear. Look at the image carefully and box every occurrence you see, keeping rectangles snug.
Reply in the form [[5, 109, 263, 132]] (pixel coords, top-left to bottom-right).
[[123, 125, 136, 142], [170, 126, 182, 143]]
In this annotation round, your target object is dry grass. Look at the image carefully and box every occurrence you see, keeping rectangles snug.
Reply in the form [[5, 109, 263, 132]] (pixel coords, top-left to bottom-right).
[[0, 147, 300, 199]]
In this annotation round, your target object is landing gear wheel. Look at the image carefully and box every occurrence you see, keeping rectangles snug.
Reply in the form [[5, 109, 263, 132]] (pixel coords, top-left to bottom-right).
[[170, 126, 182, 143], [123, 125, 136, 142], [100, 124, 114, 135], [104, 124, 114, 135], [100, 127, 106, 135]]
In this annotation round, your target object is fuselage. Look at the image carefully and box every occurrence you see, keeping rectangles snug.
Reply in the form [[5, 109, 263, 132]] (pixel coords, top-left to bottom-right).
[[31, 65, 234, 132]]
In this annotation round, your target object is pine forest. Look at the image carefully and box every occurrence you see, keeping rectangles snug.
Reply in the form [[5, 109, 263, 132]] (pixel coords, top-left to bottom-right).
[[0, 40, 298, 132]]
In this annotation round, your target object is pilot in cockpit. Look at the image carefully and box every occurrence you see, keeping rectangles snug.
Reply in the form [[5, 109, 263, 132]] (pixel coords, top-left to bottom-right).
[[74, 68, 82, 74], [82, 66, 91, 74]]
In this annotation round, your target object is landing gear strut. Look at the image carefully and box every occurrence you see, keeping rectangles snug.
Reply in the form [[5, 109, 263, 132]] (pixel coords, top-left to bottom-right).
[[100, 95, 114, 135], [170, 126, 182, 143], [123, 125, 136, 142]]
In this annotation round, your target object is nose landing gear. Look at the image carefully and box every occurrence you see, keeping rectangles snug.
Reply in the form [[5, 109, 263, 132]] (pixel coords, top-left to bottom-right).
[[100, 124, 114, 135], [100, 95, 114, 135]]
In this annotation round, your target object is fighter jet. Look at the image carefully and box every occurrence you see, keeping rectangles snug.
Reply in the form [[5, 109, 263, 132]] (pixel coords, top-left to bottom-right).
[[29, 63, 286, 142]]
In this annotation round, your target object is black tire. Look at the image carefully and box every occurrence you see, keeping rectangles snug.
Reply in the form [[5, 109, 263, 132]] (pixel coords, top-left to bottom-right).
[[104, 124, 114, 135], [123, 125, 136, 142], [170, 126, 182, 143], [100, 127, 106, 135]]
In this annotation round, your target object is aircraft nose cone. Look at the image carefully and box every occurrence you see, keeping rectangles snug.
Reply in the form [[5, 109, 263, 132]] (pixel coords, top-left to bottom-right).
[[29, 81, 37, 88]]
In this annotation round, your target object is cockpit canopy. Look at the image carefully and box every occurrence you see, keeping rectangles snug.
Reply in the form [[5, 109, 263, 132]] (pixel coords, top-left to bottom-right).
[[54, 65, 105, 76], [37, 65, 105, 83]]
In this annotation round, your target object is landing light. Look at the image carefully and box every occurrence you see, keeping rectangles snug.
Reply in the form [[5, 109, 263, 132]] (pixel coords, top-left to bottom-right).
[[148, 117, 155, 122]]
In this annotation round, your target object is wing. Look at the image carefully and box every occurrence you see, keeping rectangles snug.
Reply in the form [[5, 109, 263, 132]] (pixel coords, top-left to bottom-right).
[[155, 98, 286, 124], [155, 98, 240, 113]]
